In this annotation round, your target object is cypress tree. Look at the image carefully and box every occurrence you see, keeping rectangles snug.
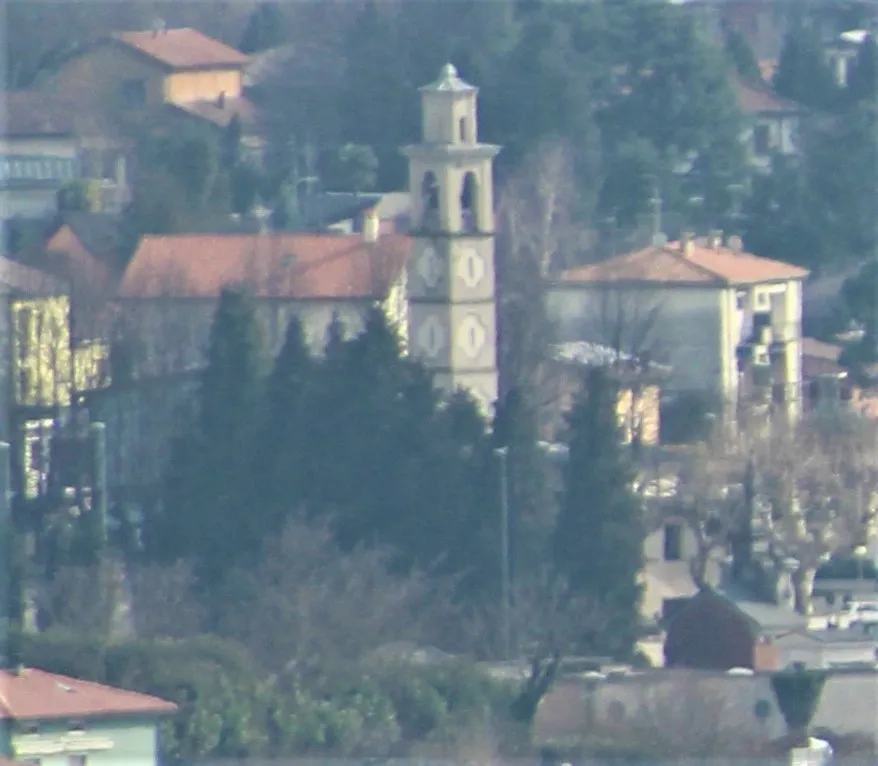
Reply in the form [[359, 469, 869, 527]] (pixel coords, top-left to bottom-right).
[[254, 314, 314, 536], [774, 23, 839, 111], [154, 287, 264, 590], [553, 367, 645, 659]]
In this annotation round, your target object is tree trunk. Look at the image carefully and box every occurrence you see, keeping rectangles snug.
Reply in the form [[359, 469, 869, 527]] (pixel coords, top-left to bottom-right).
[[689, 550, 709, 590], [792, 567, 816, 615]]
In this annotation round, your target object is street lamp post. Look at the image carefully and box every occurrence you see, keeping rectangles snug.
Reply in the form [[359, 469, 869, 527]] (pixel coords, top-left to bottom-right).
[[494, 446, 511, 660], [854, 544, 869, 591], [0, 442, 9, 672]]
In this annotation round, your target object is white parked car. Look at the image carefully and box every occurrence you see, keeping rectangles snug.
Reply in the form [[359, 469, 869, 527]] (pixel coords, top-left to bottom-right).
[[843, 601, 878, 627]]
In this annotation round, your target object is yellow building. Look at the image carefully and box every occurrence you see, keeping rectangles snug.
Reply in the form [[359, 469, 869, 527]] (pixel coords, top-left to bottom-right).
[[38, 26, 254, 136], [2, 255, 110, 496]]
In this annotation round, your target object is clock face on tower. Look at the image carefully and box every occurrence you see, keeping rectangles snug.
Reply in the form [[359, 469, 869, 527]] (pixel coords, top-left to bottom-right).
[[417, 245, 443, 289], [457, 247, 486, 289]]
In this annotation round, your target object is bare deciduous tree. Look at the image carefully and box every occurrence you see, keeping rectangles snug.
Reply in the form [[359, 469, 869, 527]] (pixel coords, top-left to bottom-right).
[[127, 560, 206, 639], [649, 439, 747, 589], [496, 137, 590, 401], [754, 415, 878, 613], [217, 517, 458, 673]]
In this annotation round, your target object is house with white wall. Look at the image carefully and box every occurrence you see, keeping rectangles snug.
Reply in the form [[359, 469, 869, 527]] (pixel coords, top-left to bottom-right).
[[0, 92, 81, 221], [733, 76, 803, 170], [548, 232, 810, 420], [773, 627, 878, 670], [0, 666, 176, 766]]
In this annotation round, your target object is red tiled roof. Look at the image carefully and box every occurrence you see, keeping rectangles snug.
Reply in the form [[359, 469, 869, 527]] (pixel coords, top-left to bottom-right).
[[733, 77, 802, 115], [557, 239, 809, 287], [2, 91, 78, 137], [111, 28, 249, 70], [118, 233, 411, 300], [29, 223, 113, 291], [0, 667, 176, 721]]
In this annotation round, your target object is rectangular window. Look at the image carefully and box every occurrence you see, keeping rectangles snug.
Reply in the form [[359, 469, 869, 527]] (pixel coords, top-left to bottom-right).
[[663, 523, 682, 562], [67, 756, 86, 766], [17, 307, 34, 357], [736, 291, 748, 310]]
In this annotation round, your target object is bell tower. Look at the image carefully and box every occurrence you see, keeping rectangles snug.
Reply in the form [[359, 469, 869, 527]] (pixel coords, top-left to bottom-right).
[[401, 63, 501, 414]]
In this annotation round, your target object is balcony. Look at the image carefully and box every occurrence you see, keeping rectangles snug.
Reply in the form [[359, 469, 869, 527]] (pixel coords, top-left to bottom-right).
[[770, 321, 799, 344]]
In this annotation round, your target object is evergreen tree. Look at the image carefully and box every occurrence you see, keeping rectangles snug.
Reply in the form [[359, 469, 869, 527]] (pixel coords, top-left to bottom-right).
[[254, 315, 315, 535], [553, 367, 644, 659], [774, 23, 839, 111], [153, 288, 265, 591], [337, 1, 414, 189], [723, 22, 763, 84], [846, 35, 877, 107], [239, 2, 287, 54]]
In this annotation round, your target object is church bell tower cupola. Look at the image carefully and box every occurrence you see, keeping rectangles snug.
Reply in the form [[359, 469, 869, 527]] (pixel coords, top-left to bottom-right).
[[401, 64, 501, 415]]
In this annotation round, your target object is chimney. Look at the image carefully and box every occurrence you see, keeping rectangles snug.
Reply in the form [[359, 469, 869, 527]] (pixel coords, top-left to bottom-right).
[[708, 229, 723, 250], [362, 206, 380, 243], [680, 231, 695, 257]]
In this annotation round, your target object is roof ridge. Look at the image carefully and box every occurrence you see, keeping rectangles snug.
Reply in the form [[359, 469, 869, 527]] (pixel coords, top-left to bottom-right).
[[664, 245, 727, 283]]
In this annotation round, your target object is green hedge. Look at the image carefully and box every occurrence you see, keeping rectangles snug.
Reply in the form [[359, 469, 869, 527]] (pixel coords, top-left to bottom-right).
[[11, 629, 515, 762]]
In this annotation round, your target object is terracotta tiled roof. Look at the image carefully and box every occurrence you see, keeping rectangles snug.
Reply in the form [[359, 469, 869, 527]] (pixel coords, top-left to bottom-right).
[[18, 223, 114, 293], [111, 28, 249, 70], [0, 667, 176, 721], [557, 239, 809, 287], [118, 233, 411, 300], [2, 91, 78, 137], [733, 77, 802, 115]]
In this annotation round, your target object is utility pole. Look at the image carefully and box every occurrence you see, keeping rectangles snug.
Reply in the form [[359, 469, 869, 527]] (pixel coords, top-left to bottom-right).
[[0, 442, 9, 671], [90, 422, 108, 552], [494, 446, 511, 660]]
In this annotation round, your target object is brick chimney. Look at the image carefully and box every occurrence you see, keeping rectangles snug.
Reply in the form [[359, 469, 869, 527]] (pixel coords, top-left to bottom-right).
[[362, 206, 380, 243], [680, 231, 695, 257]]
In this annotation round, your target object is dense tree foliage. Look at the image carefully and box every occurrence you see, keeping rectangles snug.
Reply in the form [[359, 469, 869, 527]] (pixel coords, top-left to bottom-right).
[[553, 368, 645, 659], [773, 22, 840, 112], [151, 288, 265, 591]]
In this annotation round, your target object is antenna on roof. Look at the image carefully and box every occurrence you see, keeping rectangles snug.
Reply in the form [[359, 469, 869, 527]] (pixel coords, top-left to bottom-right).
[[646, 176, 664, 244], [151, 17, 166, 37], [252, 201, 271, 234]]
